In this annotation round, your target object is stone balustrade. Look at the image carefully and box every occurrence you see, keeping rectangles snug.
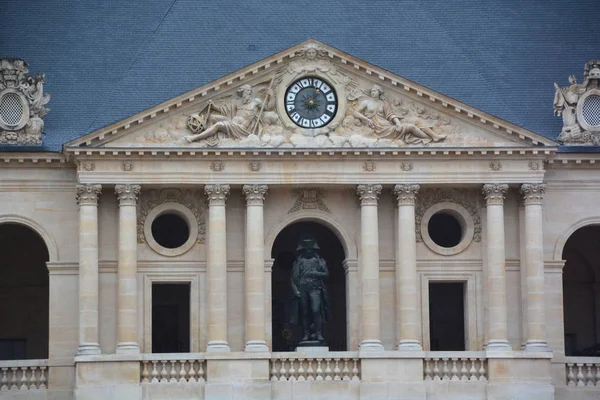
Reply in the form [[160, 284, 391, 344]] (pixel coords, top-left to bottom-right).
[[140, 354, 206, 383], [424, 352, 487, 381], [270, 352, 360, 381], [0, 359, 48, 391], [566, 357, 600, 386]]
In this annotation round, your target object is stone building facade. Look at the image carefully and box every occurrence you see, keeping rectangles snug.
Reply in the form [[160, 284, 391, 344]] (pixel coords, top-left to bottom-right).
[[0, 40, 599, 400]]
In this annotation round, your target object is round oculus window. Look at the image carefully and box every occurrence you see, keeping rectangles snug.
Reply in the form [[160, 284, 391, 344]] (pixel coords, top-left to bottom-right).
[[420, 202, 475, 256], [151, 213, 190, 249], [427, 212, 463, 248], [0, 91, 26, 129], [582, 94, 600, 127], [284, 76, 338, 128]]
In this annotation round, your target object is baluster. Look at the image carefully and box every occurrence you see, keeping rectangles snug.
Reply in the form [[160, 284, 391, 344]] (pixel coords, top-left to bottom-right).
[[351, 359, 359, 381], [460, 359, 468, 381], [316, 358, 324, 381], [297, 358, 305, 381], [324, 358, 333, 381], [188, 361, 197, 383], [151, 361, 159, 383], [478, 359, 487, 381], [1, 367, 7, 390], [576, 364, 585, 387], [279, 359, 287, 382], [288, 359, 296, 381], [433, 358, 440, 381], [38, 367, 46, 390], [424, 359, 432, 380], [179, 360, 188, 383], [469, 358, 478, 381], [270, 360, 278, 381], [159, 361, 168, 383], [442, 358, 449, 381], [307, 359, 315, 381], [169, 361, 177, 383], [333, 358, 341, 381], [566, 364, 575, 386], [198, 361, 205, 382], [19, 367, 28, 390], [451, 358, 459, 381], [595, 364, 600, 386], [586, 364, 594, 387], [342, 359, 350, 381], [141, 361, 149, 383], [10, 367, 18, 390], [29, 366, 38, 389]]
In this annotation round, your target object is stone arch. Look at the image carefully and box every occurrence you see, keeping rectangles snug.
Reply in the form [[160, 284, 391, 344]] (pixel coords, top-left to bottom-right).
[[0, 214, 58, 263], [553, 217, 600, 261], [264, 210, 358, 263]]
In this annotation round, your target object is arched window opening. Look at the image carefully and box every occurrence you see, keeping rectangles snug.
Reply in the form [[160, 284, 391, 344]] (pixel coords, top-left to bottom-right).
[[0, 223, 49, 360]]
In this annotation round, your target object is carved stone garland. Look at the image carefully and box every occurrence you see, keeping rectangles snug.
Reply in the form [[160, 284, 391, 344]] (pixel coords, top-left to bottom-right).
[[288, 188, 330, 214], [415, 188, 481, 243], [137, 188, 206, 244]]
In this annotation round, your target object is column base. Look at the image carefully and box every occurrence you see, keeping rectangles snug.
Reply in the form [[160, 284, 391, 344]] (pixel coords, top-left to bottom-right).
[[359, 339, 384, 351], [244, 340, 269, 352], [486, 339, 512, 351], [77, 342, 101, 356], [207, 340, 231, 352], [397, 339, 423, 351], [525, 340, 551, 352], [116, 342, 140, 354]]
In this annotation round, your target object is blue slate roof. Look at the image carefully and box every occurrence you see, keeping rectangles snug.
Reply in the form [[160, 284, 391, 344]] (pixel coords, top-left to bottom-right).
[[1, 0, 598, 152]]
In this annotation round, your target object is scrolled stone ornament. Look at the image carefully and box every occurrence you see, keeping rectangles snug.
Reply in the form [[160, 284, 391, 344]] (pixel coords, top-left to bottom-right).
[[76, 184, 102, 205], [243, 184, 268, 206], [393, 184, 420, 206], [482, 183, 508, 205], [520, 183, 546, 205], [115, 184, 141, 206], [357, 184, 382, 206]]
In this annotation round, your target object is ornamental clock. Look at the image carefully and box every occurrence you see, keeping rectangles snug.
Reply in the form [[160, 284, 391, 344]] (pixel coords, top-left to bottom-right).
[[284, 76, 338, 128]]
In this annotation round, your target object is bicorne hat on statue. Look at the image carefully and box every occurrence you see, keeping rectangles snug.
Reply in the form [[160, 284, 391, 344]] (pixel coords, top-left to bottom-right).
[[296, 234, 320, 251]]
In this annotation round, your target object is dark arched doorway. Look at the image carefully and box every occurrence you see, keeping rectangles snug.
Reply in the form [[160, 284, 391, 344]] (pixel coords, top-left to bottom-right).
[[271, 221, 347, 351], [0, 223, 49, 360], [563, 225, 600, 356]]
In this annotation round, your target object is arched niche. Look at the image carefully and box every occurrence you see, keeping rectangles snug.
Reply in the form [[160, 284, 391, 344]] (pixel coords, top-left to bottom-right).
[[0, 215, 58, 263]]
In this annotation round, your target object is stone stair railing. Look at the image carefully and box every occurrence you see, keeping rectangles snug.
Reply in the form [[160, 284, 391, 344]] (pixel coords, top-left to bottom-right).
[[0, 359, 48, 391], [424, 352, 487, 381], [565, 357, 600, 386], [140, 353, 206, 383], [270, 352, 360, 381]]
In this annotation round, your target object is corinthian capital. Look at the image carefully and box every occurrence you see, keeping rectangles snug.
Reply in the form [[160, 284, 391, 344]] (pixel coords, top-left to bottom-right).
[[482, 183, 508, 205], [205, 184, 230, 206], [76, 184, 102, 206], [243, 184, 268, 206], [520, 183, 546, 205], [393, 184, 420, 206], [357, 184, 382, 206], [115, 184, 141, 206]]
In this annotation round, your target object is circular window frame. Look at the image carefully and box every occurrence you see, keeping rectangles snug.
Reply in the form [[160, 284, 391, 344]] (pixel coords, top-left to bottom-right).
[[421, 202, 474, 256], [577, 89, 600, 132], [0, 89, 29, 131], [144, 203, 198, 257]]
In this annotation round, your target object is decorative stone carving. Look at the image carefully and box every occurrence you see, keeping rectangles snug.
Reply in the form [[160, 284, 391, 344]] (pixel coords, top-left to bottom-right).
[[363, 161, 376, 172], [78, 161, 95, 172], [288, 188, 330, 214], [489, 162, 502, 171], [0, 58, 50, 145], [415, 188, 481, 243], [400, 162, 413, 172], [482, 183, 508, 205], [554, 60, 600, 145], [204, 184, 230, 206], [115, 184, 141, 206], [520, 183, 546, 205], [393, 184, 420, 206], [137, 188, 205, 244], [287, 43, 350, 86], [210, 162, 224, 172], [248, 162, 261, 172], [122, 162, 133, 172], [528, 161, 540, 171], [76, 184, 102, 206], [243, 184, 268, 206], [356, 184, 382, 206]]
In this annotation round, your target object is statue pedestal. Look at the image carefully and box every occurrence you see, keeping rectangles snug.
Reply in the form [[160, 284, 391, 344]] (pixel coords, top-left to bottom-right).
[[295, 346, 329, 354]]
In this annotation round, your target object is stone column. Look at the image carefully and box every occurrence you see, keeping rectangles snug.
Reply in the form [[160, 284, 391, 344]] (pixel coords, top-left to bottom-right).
[[393, 184, 422, 350], [115, 184, 141, 354], [76, 184, 102, 355], [357, 184, 384, 351], [520, 184, 549, 351], [205, 184, 231, 352], [482, 183, 511, 350], [242, 184, 269, 352]]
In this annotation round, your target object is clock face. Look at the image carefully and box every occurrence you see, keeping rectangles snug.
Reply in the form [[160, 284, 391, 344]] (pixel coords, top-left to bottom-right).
[[284, 77, 338, 128]]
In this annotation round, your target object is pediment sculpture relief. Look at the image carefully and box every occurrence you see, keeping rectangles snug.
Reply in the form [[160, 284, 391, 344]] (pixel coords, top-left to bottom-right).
[[554, 60, 600, 145]]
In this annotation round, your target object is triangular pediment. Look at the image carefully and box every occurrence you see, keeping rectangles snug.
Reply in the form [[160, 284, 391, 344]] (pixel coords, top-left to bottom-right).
[[65, 40, 558, 150]]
